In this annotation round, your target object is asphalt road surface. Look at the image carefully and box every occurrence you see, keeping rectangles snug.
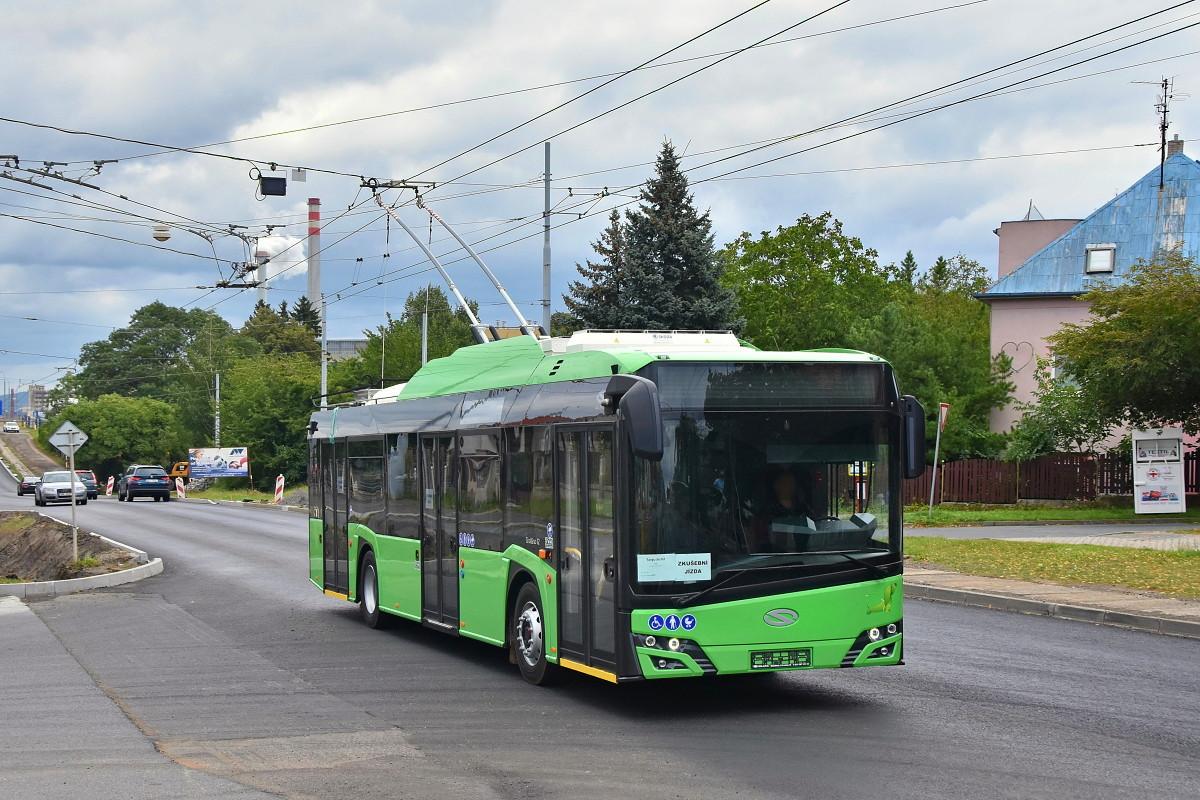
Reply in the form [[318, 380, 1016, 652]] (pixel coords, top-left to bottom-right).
[[2, 468, 1197, 800]]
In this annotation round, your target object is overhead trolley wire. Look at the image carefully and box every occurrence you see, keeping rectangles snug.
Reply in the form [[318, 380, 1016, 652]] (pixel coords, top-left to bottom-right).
[[54, 2, 984, 169], [320, 12, 1200, 309], [410, 0, 853, 194]]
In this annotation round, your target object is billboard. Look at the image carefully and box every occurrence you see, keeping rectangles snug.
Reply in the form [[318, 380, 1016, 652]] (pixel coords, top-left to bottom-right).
[[189, 447, 250, 478]]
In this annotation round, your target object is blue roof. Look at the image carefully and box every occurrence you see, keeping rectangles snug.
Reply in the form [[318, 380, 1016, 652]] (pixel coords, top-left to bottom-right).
[[982, 151, 1200, 298]]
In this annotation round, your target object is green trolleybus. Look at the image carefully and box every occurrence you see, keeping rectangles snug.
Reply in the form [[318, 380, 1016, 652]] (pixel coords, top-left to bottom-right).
[[307, 330, 925, 685]]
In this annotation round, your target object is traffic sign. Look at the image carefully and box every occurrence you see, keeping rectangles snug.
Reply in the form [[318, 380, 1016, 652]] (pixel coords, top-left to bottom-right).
[[49, 420, 89, 456]]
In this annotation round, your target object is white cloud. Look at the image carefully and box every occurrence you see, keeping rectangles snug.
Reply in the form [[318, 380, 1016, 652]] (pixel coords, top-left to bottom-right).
[[2, 0, 1199, 379]]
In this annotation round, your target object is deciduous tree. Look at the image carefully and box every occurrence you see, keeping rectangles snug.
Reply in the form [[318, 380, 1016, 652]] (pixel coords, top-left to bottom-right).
[[1049, 251, 1200, 433]]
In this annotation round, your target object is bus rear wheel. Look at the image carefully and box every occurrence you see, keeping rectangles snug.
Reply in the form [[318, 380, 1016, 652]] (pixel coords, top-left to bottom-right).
[[359, 551, 387, 629], [512, 582, 553, 685]]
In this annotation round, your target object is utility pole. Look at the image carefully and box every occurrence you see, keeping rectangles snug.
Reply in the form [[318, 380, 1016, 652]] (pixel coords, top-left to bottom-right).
[[67, 429, 78, 562], [542, 141, 552, 335], [214, 372, 221, 447], [421, 297, 429, 366], [307, 198, 326, 409]]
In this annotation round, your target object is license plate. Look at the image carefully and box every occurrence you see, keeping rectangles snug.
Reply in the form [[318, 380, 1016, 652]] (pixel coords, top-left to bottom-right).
[[750, 648, 813, 670]]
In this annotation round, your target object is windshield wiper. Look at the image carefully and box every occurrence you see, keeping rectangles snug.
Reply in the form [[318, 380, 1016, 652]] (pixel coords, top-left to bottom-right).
[[807, 550, 890, 578], [675, 563, 804, 608]]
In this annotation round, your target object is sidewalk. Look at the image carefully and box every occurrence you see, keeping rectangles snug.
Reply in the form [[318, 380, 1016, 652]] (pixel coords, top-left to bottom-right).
[[0, 596, 270, 799], [997, 531, 1200, 551], [905, 566, 1200, 639]]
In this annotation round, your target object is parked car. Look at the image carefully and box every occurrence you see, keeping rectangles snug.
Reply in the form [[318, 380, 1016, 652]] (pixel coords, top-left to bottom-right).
[[3, 421, 18, 433], [75, 469, 98, 499], [16, 475, 38, 496], [118, 464, 172, 502], [34, 470, 88, 506]]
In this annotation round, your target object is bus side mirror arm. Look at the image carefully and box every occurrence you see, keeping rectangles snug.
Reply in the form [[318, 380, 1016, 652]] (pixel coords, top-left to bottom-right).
[[901, 395, 926, 479], [605, 375, 664, 462]]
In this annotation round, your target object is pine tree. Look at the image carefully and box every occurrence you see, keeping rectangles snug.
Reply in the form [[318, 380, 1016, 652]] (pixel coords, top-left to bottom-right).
[[277, 300, 290, 318], [620, 140, 739, 330], [290, 295, 321, 337], [892, 250, 919, 286], [563, 210, 626, 329]]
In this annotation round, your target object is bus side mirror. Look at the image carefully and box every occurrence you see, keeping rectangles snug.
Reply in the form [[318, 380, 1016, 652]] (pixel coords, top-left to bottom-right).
[[901, 395, 926, 479], [605, 375, 663, 461]]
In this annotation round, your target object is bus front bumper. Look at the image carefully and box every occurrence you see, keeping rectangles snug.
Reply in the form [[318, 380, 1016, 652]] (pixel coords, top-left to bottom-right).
[[633, 630, 903, 679]]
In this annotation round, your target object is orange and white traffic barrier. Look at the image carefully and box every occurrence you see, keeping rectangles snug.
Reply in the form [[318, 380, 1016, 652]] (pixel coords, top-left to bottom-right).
[[175, 477, 186, 499], [274, 474, 285, 504], [105, 476, 114, 496]]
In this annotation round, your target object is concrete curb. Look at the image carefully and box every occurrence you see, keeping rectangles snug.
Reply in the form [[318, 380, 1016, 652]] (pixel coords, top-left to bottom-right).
[[180, 497, 308, 515], [0, 558, 163, 600], [0, 522, 161, 599], [908, 517, 1196, 529], [905, 581, 1200, 639]]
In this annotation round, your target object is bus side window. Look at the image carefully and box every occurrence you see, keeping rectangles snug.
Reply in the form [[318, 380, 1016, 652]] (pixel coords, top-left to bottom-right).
[[459, 432, 503, 551], [505, 427, 553, 553], [386, 434, 421, 539]]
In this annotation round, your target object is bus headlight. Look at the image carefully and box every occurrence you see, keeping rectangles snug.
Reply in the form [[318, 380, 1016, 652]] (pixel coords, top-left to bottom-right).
[[644, 635, 656, 648], [886, 623, 897, 635], [868, 627, 882, 642], [668, 638, 681, 651]]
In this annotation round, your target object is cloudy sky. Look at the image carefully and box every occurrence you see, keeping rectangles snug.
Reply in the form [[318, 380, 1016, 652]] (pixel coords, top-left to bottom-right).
[[2, 0, 1198, 392]]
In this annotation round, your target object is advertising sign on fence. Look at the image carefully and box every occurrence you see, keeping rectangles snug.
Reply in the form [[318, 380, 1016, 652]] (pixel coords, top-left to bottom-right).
[[188, 447, 250, 478]]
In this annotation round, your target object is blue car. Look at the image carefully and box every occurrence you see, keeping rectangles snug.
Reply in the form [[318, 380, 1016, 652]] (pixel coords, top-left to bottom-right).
[[118, 464, 172, 502]]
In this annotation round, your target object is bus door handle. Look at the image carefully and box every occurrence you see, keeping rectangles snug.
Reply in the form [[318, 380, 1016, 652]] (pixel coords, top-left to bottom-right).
[[603, 557, 615, 582]]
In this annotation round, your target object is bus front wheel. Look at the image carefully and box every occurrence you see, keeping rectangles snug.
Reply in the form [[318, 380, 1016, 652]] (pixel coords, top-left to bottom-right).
[[512, 582, 553, 685], [359, 550, 387, 629]]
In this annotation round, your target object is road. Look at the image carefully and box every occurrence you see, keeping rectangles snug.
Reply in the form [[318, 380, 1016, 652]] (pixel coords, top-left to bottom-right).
[[1, 467, 1198, 799]]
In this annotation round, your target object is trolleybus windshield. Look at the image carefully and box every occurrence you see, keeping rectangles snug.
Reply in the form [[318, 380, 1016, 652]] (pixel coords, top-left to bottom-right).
[[632, 362, 899, 594]]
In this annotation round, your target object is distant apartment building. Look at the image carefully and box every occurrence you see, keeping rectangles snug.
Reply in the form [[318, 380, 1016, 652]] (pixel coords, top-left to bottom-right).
[[979, 135, 1200, 433], [28, 384, 47, 414], [326, 338, 369, 362]]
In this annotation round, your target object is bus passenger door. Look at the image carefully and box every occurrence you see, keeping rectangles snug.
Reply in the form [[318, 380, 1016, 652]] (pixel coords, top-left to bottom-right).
[[322, 439, 350, 595], [556, 426, 617, 673], [420, 434, 458, 630]]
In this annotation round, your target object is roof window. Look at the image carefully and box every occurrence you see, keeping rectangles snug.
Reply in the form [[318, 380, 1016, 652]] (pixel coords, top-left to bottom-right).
[[1085, 245, 1115, 274]]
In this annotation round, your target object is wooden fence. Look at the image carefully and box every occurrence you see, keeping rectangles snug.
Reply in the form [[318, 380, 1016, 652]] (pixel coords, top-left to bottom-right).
[[904, 451, 1199, 505]]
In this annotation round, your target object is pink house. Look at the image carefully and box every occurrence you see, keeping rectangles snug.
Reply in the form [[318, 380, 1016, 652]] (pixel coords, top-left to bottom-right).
[[980, 135, 1200, 433]]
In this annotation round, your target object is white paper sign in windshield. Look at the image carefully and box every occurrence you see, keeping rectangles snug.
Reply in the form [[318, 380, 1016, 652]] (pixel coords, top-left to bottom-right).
[[636, 552, 712, 582], [189, 447, 250, 478]]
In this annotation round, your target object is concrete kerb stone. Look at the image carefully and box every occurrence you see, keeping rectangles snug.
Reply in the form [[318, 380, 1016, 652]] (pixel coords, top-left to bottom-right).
[[0, 519, 161, 599], [904, 581, 1200, 640], [910, 517, 1195, 528], [0, 558, 163, 599], [180, 497, 308, 515]]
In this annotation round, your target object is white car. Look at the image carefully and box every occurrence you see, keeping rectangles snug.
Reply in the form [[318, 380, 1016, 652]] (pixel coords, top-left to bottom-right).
[[34, 470, 88, 506], [2, 421, 18, 433]]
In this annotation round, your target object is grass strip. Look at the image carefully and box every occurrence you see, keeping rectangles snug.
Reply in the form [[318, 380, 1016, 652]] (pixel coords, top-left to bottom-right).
[[905, 503, 1200, 527], [187, 485, 305, 503], [906, 535, 1200, 599]]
